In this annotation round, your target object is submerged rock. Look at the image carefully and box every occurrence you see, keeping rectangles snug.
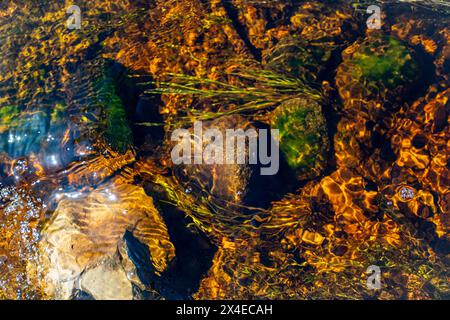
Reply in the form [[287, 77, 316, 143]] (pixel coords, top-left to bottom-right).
[[334, 36, 420, 158], [0, 102, 74, 169], [39, 182, 175, 299], [0, 64, 135, 172], [261, 37, 332, 181], [270, 97, 328, 180], [336, 35, 419, 119], [172, 115, 254, 210], [79, 256, 133, 300], [0, 0, 135, 172], [348, 36, 418, 90], [263, 37, 332, 83]]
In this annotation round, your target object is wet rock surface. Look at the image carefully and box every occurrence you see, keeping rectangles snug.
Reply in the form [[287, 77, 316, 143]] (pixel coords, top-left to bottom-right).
[[336, 35, 419, 121], [270, 97, 329, 181], [172, 115, 255, 211], [38, 182, 175, 299]]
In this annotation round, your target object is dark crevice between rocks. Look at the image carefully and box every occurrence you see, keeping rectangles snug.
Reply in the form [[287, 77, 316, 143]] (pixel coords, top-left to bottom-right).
[[220, 0, 262, 61], [124, 181, 217, 300], [313, 16, 364, 177], [320, 100, 340, 180], [317, 47, 345, 180], [124, 230, 182, 300], [128, 0, 156, 10], [405, 45, 438, 105]]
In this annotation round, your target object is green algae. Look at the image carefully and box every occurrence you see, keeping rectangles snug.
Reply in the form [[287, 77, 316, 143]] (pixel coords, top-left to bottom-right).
[[50, 102, 66, 123], [0, 105, 21, 133], [271, 97, 328, 180], [95, 74, 133, 152], [351, 36, 418, 89]]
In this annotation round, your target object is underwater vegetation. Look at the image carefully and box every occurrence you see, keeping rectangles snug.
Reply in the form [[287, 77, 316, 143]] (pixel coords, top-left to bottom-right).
[[349, 36, 418, 89], [95, 71, 133, 152], [270, 97, 328, 180], [0, 0, 449, 300]]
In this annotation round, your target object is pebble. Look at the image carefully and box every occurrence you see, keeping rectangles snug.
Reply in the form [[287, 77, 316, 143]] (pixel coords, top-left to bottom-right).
[[399, 186, 415, 200]]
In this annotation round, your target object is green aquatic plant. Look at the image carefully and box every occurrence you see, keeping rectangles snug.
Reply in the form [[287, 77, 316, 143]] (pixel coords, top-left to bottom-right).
[[146, 36, 331, 127], [95, 74, 133, 152], [351, 36, 418, 89], [270, 97, 329, 180], [147, 68, 322, 123], [147, 40, 331, 182], [50, 102, 66, 123], [0, 105, 21, 133]]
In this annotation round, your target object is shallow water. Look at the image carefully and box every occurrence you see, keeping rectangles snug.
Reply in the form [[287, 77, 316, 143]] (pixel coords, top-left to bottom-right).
[[0, 0, 449, 300]]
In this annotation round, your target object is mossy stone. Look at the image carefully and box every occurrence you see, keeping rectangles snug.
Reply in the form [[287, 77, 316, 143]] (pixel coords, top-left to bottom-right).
[[350, 36, 418, 90], [270, 97, 329, 180]]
